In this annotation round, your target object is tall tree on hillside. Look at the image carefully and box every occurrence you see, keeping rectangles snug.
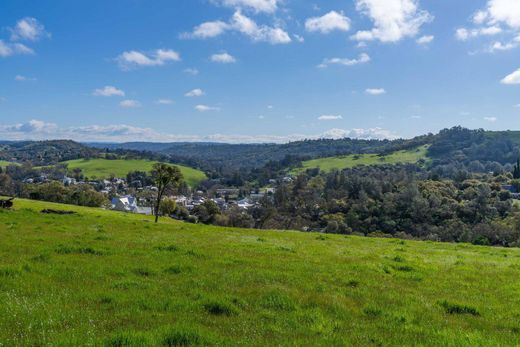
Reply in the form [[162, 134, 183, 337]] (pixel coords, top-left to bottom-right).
[[513, 159, 520, 179], [151, 163, 183, 223]]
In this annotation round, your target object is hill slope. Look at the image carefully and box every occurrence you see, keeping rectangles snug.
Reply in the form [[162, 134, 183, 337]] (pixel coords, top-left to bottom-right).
[[0, 199, 519, 346], [293, 145, 429, 173], [63, 158, 207, 187]]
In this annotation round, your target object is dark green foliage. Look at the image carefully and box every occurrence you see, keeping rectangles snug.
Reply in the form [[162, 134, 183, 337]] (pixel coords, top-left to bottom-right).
[[439, 301, 480, 316], [203, 300, 237, 316]]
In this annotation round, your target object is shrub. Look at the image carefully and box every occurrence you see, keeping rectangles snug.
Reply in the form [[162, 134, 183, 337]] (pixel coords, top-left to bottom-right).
[[203, 299, 237, 316], [439, 301, 480, 316]]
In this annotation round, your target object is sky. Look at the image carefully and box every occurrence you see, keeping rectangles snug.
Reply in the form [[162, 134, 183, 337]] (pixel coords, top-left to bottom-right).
[[0, 0, 519, 143]]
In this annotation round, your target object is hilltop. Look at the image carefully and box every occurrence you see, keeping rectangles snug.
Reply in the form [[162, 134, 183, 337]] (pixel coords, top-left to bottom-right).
[[0, 199, 519, 346]]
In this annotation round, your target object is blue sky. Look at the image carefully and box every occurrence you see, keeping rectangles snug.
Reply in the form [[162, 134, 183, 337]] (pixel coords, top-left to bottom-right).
[[0, 0, 519, 143]]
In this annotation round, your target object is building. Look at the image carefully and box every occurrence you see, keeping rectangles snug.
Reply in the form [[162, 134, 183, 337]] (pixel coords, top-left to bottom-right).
[[111, 195, 152, 215]]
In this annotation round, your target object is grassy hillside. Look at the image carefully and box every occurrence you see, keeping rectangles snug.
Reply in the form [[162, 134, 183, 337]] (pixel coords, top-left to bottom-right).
[[0, 199, 519, 346], [293, 145, 429, 174], [63, 158, 207, 187], [0, 160, 19, 168]]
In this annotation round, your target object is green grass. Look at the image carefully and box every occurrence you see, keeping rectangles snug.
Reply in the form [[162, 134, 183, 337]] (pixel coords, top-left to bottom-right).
[[0, 160, 19, 168], [62, 158, 207, 187], [293, 145, 430, 174], [1, 198, 520, 346]]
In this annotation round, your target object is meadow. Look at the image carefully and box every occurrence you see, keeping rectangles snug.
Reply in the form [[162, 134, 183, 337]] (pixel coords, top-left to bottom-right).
[[0, 198, 519, 346], [0, 161, 19, 168], [62, 158, 207, 187], [293, 145, 429, 174]]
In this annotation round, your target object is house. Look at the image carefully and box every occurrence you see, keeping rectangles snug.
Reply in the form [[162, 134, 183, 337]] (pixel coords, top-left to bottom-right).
[[111, 195, 152, 215], [63, 176, 76, 186], [237, 198, 255, 210]]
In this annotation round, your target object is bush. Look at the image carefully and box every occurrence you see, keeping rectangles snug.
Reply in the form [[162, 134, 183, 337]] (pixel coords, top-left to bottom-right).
[[203, 299, 237, 316], [439, 300, 479, 316]]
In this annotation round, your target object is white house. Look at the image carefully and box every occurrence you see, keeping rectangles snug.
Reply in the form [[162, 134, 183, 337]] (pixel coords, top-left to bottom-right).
[[111, 195, 152, 215]]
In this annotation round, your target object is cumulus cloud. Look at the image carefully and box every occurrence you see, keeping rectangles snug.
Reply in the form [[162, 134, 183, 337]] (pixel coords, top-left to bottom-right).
[[212, 0, 280, 13], [501, 68, 520, 84], [10, 17, 50, 41], [365, 88, 386, 95], [116, 49, 180, 69], [0, 119, 399, 143], [0, 40, 35, 57], [484, 116, 498, 122], [195, 105, 220, 112], [119, 99, 141, 108], [305, 11, 351, 34], [318, 53, 370, 68], [318, 115, 343, 121], [183, 11, 291, 44], [416, 35, 434, 45], [456, 0, 520, 51], [186, 21, 230, 39], [185, 89, 205, 97], [211, 52, 237, 63], [93, 86, 125, 97], [351, 0, 433, 43]]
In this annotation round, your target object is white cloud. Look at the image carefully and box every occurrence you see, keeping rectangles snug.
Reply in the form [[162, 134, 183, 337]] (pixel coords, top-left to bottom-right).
[[211, 52, 237, 63], [195, 105, 220, 112], [484, 116, 497, 122], [318, 53, 370, 68], [0, 120, 399, 143], [120, 99, 141, 108], [489, 41, 517, 52], [10, 17, 50, 41], [156, 99, 174, 105], [184, 68, 200, 75], [186, 21, 230, 39], [0, 40, 35, 57], [185, 11, 291, 44], [501, 68, 520, 84], [185, 89, 205, 97], [213, 0, 280, 13], [116, 49, 180, 69], [410, 115, 422, 119], [514, 104, 520, 108], [318, 115, 343, 121], [352, 0, 433, 43], [365, 88, 386, 95], [457, 1, 520, 51], [305, 11, 351, 34], [93, 86, 125, 97], [416, 35, 434, 45]]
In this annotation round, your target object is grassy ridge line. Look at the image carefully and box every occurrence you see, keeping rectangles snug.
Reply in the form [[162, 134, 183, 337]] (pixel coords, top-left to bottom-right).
[[0, 198, 519, 346], [63, 158, 207, 187], [293, 145, 430, 174]]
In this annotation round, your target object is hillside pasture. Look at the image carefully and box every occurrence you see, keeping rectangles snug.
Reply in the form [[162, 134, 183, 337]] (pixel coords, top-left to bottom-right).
[[0, 198, 519, 346], [62, 158, 207, 187], [293, 145, 429, 174]]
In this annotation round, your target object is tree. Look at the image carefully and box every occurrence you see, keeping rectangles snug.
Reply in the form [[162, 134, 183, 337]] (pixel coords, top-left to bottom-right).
[[513, 158, 520, 179], [151, 163, 183, 223]]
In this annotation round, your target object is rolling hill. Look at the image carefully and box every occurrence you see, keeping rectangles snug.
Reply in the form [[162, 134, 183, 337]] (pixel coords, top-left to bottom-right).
[[62, 158, 207, 187], [0, 199, 519, 346], [293, 145, 429, 174]]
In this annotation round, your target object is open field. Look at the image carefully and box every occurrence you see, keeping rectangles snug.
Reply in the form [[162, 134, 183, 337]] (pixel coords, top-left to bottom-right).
[[0, 161, 19, 168], [62, 158, 207, 187], [293, 145, 429, 174], [0, 198, 519, 346]]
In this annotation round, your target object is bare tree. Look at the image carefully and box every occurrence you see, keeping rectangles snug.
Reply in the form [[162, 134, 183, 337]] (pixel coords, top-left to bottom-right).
[[151, 163, 183, 223]]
